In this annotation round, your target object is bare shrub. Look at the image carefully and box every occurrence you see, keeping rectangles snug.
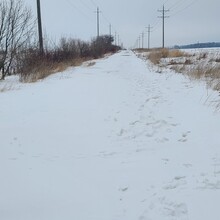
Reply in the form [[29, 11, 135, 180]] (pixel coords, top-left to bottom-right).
[[90, 35, 117, 58], [19, 35, 120, 82], [19, 48, 84, 83], [0, 0, 34, 80]]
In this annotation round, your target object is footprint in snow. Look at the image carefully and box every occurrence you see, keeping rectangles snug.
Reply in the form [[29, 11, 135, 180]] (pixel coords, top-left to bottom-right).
[[118, 129, 126, 136], [129, 120, 140, 126], [8, 157, 18, 161], [178, 131, 191, 142], [163, 176, 187, 190], [155, 137, 169, 143], [119, 187, 128, 192], [183, 163, 192, 168], [162, 201, 188, 218]]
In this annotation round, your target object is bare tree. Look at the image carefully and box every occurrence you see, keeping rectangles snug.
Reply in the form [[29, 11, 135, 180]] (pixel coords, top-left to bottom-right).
[[0, 0, 34, 80]]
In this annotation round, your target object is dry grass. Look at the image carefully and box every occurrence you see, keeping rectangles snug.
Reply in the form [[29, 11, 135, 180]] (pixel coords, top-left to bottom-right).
[[203, 67, 220, 91], [187, 65, 205, 79], [168, 49, 186, 58], [148, 50, 162, 64], [197, 53, 207, 60], [20, 58, 85, 83], [184, 64, 220, 81], [146, 48, 220, 92], [147, 48, 190, 65], [170, 65, 187, 73]]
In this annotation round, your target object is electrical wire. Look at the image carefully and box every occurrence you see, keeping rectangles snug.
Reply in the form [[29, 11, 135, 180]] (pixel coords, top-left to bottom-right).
[[168, 0, 185, 10], [77, 0, 94, 12], [64, 0, 93, 23], [90, 0, 98, 8], [170, 0, 198, 17]]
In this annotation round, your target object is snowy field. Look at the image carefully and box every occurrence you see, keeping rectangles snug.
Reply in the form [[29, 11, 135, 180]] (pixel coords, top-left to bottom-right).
[[1, 50, 220, 220]]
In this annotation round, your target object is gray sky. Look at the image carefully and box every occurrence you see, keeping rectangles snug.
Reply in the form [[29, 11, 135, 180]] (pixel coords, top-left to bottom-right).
[[24, 0, 220, 48]]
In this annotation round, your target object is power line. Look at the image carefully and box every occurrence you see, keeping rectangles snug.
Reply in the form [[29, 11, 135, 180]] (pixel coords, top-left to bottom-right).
[[65, 0, 93, 23], [88, 1, 119, 39], [90, 0, 98, 8], [168, 0, 185, 10], [170, 0, 198, 17], [158, 5, 169, 48], [77, 0, 94, 12]]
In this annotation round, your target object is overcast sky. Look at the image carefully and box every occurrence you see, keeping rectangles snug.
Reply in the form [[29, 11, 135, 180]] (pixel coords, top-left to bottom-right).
[[24, 0, 220, 48]]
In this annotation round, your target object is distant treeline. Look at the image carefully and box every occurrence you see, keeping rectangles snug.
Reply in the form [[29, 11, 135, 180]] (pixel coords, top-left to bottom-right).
[[173, 42, 220, 49]]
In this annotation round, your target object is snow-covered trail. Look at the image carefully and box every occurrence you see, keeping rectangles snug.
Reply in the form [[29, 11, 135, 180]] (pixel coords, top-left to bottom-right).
[[1, 50, 220, 220]]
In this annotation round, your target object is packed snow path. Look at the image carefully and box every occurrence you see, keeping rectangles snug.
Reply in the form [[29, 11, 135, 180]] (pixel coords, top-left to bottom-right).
[[1, 50, 220, 220]]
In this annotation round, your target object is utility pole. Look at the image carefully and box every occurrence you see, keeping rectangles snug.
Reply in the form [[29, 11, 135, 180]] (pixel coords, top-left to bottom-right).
[[115, 32, 117, 46], [118, 35, 120, 47], [138, 36, 141, 48], [109, 24, 112, 37], [147, 25, 153, 49], [142, 32, 144, 49], [36, 0, 44, 54], [158, 5, 169, 48], [96, 7, 100, 38]]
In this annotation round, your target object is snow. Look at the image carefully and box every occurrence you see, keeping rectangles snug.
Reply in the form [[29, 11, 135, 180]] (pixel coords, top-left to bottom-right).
[[1, 50, 220, 220]]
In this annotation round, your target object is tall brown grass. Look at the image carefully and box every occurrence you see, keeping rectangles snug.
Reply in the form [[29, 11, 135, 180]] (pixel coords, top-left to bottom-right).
[[147, 48, 220, 91], [19, 57, 85, 83], [147, 48, 188, 65]]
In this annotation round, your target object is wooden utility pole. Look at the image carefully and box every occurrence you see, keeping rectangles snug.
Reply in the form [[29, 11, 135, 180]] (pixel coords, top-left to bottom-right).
[[147, 25, 153, 49], [109, 24, 112, 37], [142, 32, 144, 49], [115, 32, 117, 45], [36, 0, 44, 54], [138, 36, 141, 48], [158, 5, 169, 48], [96, 7, 100, 37]]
